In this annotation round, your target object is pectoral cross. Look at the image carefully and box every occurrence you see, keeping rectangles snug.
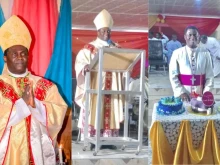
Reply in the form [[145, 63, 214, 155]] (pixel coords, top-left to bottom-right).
[[191, 76, 196, 85]]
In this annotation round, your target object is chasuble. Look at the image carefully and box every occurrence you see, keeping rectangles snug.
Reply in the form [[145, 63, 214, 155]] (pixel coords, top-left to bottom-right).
[[0, 70, 67, 165], [75, 38, 124, 137]]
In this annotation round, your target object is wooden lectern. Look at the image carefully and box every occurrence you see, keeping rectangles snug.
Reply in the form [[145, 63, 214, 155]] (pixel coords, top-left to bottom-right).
[[83, 47, 146, 156]]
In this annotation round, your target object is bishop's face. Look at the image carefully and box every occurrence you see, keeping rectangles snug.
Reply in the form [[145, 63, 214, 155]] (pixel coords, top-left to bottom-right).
[[4, 45, 28, 74], [184, 29, 199, 48], [97, 27, 111, 41], [155, 33, 160, 39]]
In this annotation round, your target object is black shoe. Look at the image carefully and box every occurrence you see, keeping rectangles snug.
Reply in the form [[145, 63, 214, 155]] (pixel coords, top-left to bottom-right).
[[100, 145, 117, 150], [90, 143, 95, 151]]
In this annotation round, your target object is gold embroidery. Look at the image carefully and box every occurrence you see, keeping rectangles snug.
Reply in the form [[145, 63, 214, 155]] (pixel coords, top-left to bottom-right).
[[0, 79, 20, 103]]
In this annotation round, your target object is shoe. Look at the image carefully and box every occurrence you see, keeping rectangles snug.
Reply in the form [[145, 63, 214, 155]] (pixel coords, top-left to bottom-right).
[[100, 145, 117, 150], [90, 143, 95, 151]]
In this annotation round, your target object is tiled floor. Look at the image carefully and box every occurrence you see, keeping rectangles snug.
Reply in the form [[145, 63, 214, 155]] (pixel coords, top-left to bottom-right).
[[72, 121, 149, 164], [72, 158, 148, 165], [72, 142, 148, 165]]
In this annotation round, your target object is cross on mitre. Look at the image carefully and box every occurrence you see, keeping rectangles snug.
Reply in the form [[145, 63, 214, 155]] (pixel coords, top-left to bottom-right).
[[190, 76, 196, 85]]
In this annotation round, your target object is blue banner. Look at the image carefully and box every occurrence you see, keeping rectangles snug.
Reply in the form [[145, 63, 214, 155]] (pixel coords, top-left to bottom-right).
[[45, 0, 72, 107], [0, 5, 5, 74]]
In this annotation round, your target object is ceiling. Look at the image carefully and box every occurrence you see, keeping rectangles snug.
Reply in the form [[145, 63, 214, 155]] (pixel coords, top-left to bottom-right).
[[71, 0, 148, 31], [149, 0, 220, 18], [71, 0, 220, 32]]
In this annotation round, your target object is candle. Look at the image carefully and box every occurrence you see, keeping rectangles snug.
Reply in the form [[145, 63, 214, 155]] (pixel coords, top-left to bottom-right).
[[59, 145, 63, 164]]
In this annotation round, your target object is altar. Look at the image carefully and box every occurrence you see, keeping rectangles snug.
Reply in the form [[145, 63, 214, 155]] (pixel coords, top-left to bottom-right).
[[149, 102, 220, 164], [148, 73, 220, 126], [148, 71, 220, 164]]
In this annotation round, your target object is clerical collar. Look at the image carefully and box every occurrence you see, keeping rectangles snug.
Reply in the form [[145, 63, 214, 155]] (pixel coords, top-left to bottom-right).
[[8, 69, 29, 78], [186, 45, 197, 52], [96, 37, 109, 47], [185, 45, 198, 57]]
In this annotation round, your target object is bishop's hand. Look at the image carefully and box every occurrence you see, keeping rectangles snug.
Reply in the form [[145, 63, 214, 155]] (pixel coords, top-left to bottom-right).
[[22, 80, 36, 108], [180, 93, 190, 102], [83, 64, 90, 75]]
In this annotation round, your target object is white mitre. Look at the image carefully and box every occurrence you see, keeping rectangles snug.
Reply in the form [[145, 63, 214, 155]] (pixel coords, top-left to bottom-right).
[[93, 9, 114, 30]]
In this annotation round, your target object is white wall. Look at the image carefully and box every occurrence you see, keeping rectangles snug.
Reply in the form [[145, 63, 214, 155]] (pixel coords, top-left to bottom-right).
[[211, 24, 220, 40]]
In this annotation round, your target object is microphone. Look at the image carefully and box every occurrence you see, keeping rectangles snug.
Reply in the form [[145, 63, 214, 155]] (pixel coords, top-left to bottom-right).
[[107, 39, 116, 46]]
